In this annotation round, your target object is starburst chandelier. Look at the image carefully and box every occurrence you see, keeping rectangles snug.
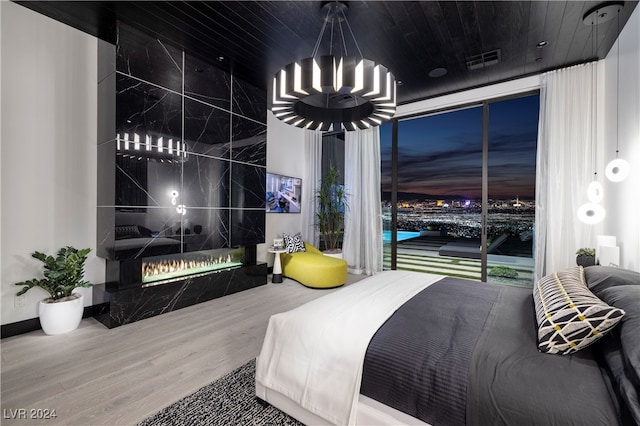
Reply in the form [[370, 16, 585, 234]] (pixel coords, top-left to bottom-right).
[[271, 1, 396, 132]]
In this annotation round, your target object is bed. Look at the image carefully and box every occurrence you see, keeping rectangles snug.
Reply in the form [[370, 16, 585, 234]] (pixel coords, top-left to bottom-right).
[[255, 267, 639, 425]]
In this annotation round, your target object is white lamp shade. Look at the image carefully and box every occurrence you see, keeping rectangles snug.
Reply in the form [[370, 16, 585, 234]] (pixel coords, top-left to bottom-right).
[[577, 202, 606, 224], [605, 158, 630, 182], [587, 181, 604, 203]]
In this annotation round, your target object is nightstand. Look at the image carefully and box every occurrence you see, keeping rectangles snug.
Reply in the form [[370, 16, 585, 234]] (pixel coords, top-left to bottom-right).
[[268, 247, 288, 283]]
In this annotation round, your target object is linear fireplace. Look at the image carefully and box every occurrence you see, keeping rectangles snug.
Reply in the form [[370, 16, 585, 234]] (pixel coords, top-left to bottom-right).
[[105, 246, 247, 290], [141, 248, 242, 286], [94, 245, 266, 328]]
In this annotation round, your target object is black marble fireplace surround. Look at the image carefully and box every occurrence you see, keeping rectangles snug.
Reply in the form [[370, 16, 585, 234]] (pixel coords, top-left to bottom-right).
[[93, 247, 267, 328], [95, 23, 267, 327]]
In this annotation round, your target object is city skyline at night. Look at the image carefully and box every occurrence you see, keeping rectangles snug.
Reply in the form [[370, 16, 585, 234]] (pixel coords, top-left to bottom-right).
[[380, 94, 539, 200]]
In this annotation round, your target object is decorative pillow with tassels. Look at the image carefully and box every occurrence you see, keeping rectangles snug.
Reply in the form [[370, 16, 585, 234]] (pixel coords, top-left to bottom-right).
[[283, 232, 306, 253], [533, 266, 625, 355]]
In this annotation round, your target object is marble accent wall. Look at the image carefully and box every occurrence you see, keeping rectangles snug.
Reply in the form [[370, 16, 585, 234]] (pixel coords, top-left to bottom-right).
[[97, 23, 266, 261]]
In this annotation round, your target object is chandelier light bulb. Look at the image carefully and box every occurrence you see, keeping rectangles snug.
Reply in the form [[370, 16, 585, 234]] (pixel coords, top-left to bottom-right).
[[605, 158, 630, 182], [577, 202, 606, 224], [587, 180, 603, 203]]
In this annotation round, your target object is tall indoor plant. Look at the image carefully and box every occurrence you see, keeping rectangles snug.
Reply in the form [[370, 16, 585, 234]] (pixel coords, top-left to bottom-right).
[[316, 165, 348, 255], [15, 246, 92, 335]]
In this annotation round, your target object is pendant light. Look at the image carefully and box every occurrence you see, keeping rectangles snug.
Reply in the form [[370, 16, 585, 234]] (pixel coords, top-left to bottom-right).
[[586, 30, 603, 206], [605, 3, 630, 182], [271, 1, 396, 132], [577, 3, 618, 224]]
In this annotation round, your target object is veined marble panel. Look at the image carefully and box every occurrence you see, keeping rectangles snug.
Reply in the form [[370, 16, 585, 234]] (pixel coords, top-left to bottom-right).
[[231, 209, 265, 246], [115, 152, 181, 208], [231, 163, 266, 208], [96, 206, 116, 259], [184, 98, 231, 158], [184, 54, 231, 111], [97, 141, 117, 206], [97, 207, 184, 261], [180, 208, 231, 250], [232, 75, 267, 123], [116, 75, 182, 139], [231, 120, 266, 166], [182, 154, 230, 208], [231, 115, 266, 163], [116, 23, 183, 93]]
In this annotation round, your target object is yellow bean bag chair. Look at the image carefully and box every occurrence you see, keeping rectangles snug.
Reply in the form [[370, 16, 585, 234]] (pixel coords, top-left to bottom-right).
[[281, 242, 347, 289]]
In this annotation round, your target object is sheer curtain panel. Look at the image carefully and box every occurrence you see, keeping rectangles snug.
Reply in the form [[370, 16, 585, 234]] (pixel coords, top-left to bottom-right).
[[302, 130, 322, 246], [535, 62, 602, 281], [343, 128, 383, 275]]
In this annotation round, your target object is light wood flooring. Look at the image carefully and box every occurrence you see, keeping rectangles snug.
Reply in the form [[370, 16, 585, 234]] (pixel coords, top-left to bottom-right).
[[1, 274, 365, 425]]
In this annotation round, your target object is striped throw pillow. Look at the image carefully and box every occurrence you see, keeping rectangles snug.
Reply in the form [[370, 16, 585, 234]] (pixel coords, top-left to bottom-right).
[[533, 266, 625, 355]]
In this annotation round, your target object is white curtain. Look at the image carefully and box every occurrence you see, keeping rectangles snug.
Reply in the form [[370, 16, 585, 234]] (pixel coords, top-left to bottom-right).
[[302, 130, 322, 246], [343, 127, 383, 275], [535, 62, 602, 281]]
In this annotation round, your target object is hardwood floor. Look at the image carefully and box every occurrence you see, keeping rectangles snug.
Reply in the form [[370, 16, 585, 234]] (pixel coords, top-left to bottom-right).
[[1, 275, 364, 425]]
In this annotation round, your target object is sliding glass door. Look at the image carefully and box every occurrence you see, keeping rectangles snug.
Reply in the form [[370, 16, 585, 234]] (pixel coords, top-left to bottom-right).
[[382, 93, 539, 287], [486, 96, 538, 286]]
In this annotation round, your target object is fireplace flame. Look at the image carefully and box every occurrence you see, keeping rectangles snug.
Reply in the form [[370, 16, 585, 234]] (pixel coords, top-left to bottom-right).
[[142, 254, 233, 282]]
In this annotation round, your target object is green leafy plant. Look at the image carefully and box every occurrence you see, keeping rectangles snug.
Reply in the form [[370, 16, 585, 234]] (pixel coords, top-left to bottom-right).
[[488, 266, 519, 278], [15, 246, 92, 301], [576, 248, 595, 256], [316, 165, 348, 253]]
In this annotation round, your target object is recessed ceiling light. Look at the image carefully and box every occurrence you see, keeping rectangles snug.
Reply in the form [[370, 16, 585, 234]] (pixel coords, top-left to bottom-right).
[[536, 41, 548, 48], [396, 80, 404, 86], [216, 56, 225, 62], [428, 67, 447, 78]]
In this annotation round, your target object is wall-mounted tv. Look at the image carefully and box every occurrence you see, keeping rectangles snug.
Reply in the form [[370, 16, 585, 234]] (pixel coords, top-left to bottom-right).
[[266, 172, 301, 213]]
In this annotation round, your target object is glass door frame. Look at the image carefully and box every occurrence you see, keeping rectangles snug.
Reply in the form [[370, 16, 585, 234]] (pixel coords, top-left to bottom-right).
[[385, 90, 539, 281]]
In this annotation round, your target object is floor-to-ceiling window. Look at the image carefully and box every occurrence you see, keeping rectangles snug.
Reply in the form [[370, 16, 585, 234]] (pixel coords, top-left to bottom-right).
[[381, 92, 539, 287]]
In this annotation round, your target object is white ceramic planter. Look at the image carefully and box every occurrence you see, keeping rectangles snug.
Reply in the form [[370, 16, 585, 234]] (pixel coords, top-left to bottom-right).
[[323, 251, 343, 260], [39, 293, 84, 335]]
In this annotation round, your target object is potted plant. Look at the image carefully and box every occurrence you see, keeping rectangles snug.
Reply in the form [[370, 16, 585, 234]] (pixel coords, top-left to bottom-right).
[[15, 246, 92, 335], [316, 165, 348, 258], [576, 247, 596, 267]]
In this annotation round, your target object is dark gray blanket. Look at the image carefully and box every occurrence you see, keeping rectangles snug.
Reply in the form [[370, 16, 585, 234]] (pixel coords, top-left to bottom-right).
[[360, 276, 623, 426], [360, 277, 499, 426]]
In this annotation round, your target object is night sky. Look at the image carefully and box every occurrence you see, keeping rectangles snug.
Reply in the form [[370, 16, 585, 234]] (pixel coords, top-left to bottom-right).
[[380, 94, 539, 200]]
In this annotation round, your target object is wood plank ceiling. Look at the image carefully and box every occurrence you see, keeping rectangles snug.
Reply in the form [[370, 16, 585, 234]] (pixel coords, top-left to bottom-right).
[[16, 1, 638, 105]]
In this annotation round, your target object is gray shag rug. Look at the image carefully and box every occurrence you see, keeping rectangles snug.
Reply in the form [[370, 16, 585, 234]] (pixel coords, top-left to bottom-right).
[[138, 359, 302, 426]]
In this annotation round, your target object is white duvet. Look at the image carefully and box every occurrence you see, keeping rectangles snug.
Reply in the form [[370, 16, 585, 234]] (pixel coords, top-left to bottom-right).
[[255, 270, 444, 425]]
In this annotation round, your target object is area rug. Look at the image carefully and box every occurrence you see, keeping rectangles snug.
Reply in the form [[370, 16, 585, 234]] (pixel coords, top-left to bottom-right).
[[138, 359, 302, 426]]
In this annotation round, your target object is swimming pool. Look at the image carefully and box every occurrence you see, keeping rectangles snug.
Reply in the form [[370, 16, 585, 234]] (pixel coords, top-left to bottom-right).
[[383, 230, 421, 243]]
